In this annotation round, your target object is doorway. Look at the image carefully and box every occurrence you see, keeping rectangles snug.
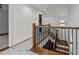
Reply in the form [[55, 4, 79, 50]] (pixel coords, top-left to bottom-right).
[[39, 13, 42, 32]]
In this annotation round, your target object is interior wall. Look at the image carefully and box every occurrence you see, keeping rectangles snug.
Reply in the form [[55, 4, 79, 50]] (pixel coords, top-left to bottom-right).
[[68, 4, 79, 55], [42, 7, 69, 25], [0, 5, 8, 49], [0, 8, 8, 34], [9, 4, 38, 47], [68, 5, 79, 25], [42, 17, 56, 25]]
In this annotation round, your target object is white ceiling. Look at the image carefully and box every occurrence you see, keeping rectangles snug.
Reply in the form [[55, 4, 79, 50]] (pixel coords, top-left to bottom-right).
[[32, 4, 69, 12], [32, 4, 70, 17]]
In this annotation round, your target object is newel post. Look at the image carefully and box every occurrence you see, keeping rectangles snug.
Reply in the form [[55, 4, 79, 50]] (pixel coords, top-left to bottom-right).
[[32, 23, 36, 48]]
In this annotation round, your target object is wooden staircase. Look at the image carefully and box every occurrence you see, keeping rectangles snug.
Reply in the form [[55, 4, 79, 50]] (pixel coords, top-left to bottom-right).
[[31, 47, 64, 55], [32, 23, 69, 55], [47, 31, 69, 55], [42, 39, 69, 55], [55, 40, 69, 55], [32, 23, 79, 55]]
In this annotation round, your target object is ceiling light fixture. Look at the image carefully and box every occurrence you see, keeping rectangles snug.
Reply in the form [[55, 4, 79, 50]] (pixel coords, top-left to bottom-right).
[[38, 11, 42, 14], [43, 9, 47, 12]]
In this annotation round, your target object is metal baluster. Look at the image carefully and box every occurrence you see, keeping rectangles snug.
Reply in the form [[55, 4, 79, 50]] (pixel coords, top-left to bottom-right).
[[35, 27, 36, 48], [53, 28, 56, 54], [36, 27, 37, 48], [65, 29, 66, 55], [59, 28, 61, 55], [58, 29, 62, 55], [42, 27, 44, 54], [62, 29, 64, 54], [72, 29, 73, 55], [39, 27, 40, 48], [55, 29, 57, 55], [45, 27, 46, 54], [41, 27, 43, 54], [68, 29, 70, 54], [47, 27, 49, 55], [37, 27, 39, 48], [38, 27, 39, 48], [48, 27, 50, 53], [76, 29, 77, 55], [60, 28, 62, 55], [41, 27, 42, 48], [37, 27, 38, 47], [49, 28, 51, 54]]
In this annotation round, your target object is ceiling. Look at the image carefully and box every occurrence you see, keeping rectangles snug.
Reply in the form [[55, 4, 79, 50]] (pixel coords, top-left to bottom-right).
[[32, 4, 70, 17], [32, 4, 69, 12]]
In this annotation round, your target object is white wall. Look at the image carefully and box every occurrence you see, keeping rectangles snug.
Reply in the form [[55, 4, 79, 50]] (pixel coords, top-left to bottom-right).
[[0, 5, 8, 49], [42, 7, 69, 25], [42, 17, 56, 25], [0, 8, 8, 34], [68, 5, 79, 25], [68, 4, 79, 55], [9, 4, 38, 47], [9, 4, 14, 46]]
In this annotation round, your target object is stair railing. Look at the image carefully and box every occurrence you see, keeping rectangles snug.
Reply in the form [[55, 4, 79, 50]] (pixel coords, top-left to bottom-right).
[[32, 23, 79, 55]]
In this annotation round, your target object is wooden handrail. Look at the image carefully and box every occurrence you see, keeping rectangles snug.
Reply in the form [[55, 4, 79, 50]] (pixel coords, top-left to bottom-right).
[[32, 23, 79, 55], [40, 24, 50, 26], [32, 23, 50, 48], [36, 25, 79, 29]]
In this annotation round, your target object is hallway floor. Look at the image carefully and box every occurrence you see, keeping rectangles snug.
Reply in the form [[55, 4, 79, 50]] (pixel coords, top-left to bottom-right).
[[0, 38, 37, 55]]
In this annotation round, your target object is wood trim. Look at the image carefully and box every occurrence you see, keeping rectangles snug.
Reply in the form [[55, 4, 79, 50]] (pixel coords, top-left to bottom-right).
[[31, 47, 64, 55], [0, 33, 8, 52], [0, 37, 32, 52], [36, 25, 79, 29], [41, 24, 50, 26], [10, 37, 32, 48], [0, 47, 9, 51], [0, 33, 8, 36]]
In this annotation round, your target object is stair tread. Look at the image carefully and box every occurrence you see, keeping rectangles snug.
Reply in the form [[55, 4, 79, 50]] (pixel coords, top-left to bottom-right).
[[57, 40, 67, 43], [31, 48, 65, 55], [55, 49, 69, 55], [55, 48, 69, 53], [57, 40, 69, 46], [56, 46, 69, 51], [56, 44, 69, 48]]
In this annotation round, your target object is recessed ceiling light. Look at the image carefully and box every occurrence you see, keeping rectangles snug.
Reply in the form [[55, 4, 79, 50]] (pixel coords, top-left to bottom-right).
[[43, 9, 47, 11], [38, 11, 42, 14]]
